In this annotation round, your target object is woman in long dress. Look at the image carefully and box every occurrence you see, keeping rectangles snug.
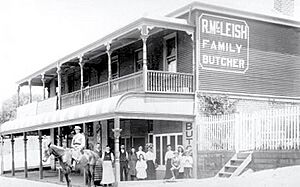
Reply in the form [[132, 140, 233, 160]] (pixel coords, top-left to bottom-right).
[[145, 143, 156, 180], [101, 145, 115, 186], [94, 143, 103, 186], [164, 145, 174, 179], [177, 145, 185, 179], [128, 147, 138, 181]]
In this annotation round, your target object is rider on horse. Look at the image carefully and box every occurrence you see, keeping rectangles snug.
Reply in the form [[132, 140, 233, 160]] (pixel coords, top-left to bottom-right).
[[71, 126, 86, 169]]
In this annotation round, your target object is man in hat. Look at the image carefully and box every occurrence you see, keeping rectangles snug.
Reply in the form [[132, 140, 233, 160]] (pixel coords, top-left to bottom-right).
[[119, 144, 129, 181], [71, 126, 86, 170]]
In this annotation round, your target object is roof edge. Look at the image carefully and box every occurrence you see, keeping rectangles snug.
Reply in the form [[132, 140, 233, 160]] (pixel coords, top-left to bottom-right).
[[166, 1, 300, 28]]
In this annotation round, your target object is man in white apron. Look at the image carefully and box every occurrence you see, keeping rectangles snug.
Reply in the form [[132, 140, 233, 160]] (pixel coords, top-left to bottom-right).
[[71, 126, 86, 170]]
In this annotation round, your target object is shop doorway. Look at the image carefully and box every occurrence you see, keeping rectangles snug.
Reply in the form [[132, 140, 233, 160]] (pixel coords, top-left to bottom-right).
[[153, 133, 183, 168]]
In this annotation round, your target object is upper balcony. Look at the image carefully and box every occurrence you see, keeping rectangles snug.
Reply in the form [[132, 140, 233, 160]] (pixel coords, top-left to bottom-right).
[[61, 70, 194, 109], [14, 16, 195, 118]]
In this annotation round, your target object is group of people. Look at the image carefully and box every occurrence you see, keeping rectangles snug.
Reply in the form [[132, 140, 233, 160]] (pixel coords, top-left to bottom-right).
[[120, 143, 157, 181], [70, 126, 193, 186], [92, 143, 157, 186], [164, 144, 193, 180]]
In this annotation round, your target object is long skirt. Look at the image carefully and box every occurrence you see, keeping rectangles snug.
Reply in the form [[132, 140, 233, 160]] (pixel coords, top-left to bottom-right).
[[94, 161, 103, 184], [146, 160, 156, 180], [164, 159, 172, 179], [101, 161, 115, 184]]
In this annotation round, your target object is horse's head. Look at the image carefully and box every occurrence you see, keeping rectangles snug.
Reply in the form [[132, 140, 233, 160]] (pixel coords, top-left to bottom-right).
[[42, 137, 52, 162]]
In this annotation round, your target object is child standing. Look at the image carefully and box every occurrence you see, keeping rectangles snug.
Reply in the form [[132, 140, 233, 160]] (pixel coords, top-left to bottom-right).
[[136, 154, 147, 180], [183, 151, 193, 178]]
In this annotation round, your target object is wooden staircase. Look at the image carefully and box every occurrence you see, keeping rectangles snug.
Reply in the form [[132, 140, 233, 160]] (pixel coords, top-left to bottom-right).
[[217, 151, 252, 178]]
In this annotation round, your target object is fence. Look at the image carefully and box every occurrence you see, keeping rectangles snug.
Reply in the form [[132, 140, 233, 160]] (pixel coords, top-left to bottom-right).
[[198, 106, 300, 152]]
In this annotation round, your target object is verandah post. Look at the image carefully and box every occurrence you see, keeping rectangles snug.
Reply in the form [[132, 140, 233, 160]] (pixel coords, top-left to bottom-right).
[[79, 55, 85, 104], [11, 134, 15, 176], [57, 63, 62, 110], [41, 73, 46, 100], [38, 130, 43, 179], [140, 25, 149, 92], [24, 132, 28, 178], [106, 43, 112, 98], [0, 136, 4, 175], [112, 117, 122, 187]]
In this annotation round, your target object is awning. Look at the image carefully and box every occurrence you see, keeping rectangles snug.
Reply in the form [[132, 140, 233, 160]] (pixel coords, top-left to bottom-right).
[[0, 92, 195, 135]]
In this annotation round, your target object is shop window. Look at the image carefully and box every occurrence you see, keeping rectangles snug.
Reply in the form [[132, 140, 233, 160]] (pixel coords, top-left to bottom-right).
[[164, 33, 177, 73], [153, 133, 183, 167], [134, 49, 143, 72], [111, 55, 119, 79]]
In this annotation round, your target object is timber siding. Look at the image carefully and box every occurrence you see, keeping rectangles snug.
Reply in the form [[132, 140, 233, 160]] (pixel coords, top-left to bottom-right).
[[180, 10, 300, 98]]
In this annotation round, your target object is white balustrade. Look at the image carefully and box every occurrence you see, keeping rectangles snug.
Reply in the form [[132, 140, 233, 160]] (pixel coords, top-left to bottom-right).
[[83, 82, 109, 103], [147, 70, 193, 93], [111, 71, 143, 96], [61, 90, 81, 109]]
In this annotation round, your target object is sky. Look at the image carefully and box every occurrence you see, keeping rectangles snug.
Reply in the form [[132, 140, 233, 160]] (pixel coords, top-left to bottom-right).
[[0, 0, 299, 105]]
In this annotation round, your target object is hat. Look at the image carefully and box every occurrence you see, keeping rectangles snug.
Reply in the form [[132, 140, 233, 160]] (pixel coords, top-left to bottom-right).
[[74, 126, 81, 130], [177, 145, 184, 151]]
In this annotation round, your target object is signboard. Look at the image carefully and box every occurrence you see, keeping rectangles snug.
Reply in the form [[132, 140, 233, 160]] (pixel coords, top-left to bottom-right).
[[199, 14, 249, 73]]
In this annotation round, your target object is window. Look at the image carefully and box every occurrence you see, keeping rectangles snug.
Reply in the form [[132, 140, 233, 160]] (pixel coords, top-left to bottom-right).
[[111, 55, 119, 79], [164, 33, 177, 73], [134, 49, 143, 72], [153, 133, 183, 167]]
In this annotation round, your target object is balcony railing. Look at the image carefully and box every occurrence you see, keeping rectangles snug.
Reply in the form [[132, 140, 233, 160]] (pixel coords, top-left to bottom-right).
[[61, 90, 81, 109], [84, 82, 109, 104], [17, 96, 57, 118], [111, 71, 143, 96], [147, 70, 193, 93], [60, 70, 194, 109]]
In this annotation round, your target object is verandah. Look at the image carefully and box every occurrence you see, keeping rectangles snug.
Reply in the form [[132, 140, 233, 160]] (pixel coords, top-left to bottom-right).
[[198, 106, 300, 152]]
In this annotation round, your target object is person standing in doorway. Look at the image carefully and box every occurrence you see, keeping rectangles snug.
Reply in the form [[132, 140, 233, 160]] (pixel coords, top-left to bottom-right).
[[136, 145, 146, 158], [120, 145, 129, 181], [128, 147, 138, 181], [164, 145, 174, 179], [71, 126, 86, 170], [101, 145, 115, 186], [170, 151, 180, 180], [145, 143, 156, 180], [177, 145, 185, 179]]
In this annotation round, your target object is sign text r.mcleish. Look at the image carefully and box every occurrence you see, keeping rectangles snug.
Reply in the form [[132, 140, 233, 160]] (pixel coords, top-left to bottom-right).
[[199, 14, 250, 73]]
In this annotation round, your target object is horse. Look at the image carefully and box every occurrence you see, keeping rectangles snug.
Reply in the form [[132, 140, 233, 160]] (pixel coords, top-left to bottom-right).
[[42, 140, 100, 187]]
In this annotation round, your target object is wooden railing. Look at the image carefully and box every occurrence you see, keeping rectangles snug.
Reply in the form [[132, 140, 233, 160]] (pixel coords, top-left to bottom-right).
[[61, 90, 81, 109], [60, 70, 194, 109], [17, 97, 57, 118], [83, 82, 109, 104], [111, 71, 143, 96], [147, 70, 193, 93], [198, 106, 300, 152]]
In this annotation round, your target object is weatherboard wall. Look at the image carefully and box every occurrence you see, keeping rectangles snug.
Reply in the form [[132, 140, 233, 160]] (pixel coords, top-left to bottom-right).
[[180, 9, 300, 98]]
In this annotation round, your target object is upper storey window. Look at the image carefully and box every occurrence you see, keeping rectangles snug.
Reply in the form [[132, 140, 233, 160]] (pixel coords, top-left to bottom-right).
[[111, 55, 119, 79], [135, 49, 143, 72], [164, 33, 177, 73]]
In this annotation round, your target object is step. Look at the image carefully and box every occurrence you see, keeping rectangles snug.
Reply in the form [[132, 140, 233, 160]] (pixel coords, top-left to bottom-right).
[[237, 152, 251, 159], [230, 159, 244, 166], [218, 171, 232, 178], [224, 165, 238, 173]]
